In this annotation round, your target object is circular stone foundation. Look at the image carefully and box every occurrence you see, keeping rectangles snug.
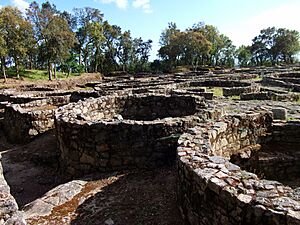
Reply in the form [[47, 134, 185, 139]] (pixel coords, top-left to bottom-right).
[[177, 113, 300, 225], [55, 94, 206, 177]]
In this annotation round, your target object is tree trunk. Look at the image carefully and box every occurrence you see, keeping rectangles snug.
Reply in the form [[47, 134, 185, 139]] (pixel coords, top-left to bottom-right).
[[48, 61, 52, 80], [1, 57, 6, 82], [53, 64, 57, 79], [29, 55, 33, 70], [16, 59, 20, 79], [79, 47, 82, 65], [94, 48, 98, 73], [83, 54, 88, 72], [67, 68, 71, 77]]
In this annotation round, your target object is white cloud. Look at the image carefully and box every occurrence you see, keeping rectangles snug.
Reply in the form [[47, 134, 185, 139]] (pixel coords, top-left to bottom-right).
[[221, 2, 300, 47], [132, 0, 153, 14], [97, 0, 128, 9], [11, 0, 29, 12]]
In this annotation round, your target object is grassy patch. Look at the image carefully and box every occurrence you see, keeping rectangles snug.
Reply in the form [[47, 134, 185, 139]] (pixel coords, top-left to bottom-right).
[[287, 116, 300, 121], [247, 75, 262, 82], [207, 87, 223, 97], [229, 95, 241, 100], [6, 69, 80, 81]]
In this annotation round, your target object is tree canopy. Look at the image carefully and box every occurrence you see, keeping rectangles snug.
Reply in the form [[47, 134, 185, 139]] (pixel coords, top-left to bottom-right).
[[158, 23, 300, 71], [0, 1, 153, 80], [0, 1, 299, 80]]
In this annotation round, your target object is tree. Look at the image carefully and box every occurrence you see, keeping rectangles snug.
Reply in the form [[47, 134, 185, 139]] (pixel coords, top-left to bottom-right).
[[74, 7, 104, 71], [179, 31, 211, 71], [101, 21, 121, 74], [190, 23, 235, 66], [159, 22, 180, 46], [117, 31, 133, 72], [217, 35, 236, 67], [27, 2, 75, 80], [236, 45, 252, 67], [251, 27, 277, 65], [0, 34, 7, 81], [0, 6, 34, 79], [250, 27, 300, 65], [133, 38, 152, 72], [275, 28, 300, 63], [158, 22, 181, 71], [41, 16, 76, 80], [191, 24, 220, 65]]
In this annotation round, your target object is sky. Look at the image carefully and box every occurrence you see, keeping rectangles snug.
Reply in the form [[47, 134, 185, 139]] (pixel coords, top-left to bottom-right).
[[0, 0, 300, 60]]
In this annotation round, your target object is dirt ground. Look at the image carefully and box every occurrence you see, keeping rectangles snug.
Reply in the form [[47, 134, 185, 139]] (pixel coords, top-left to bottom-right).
[[0, 73, 102, 90], [0, 130, 63, 207], [0, 130, 184, 225]]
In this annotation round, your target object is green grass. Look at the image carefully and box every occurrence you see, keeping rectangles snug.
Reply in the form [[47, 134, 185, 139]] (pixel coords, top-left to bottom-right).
[[247, 75, 262, 82], [287, 116, 300, 121], [196, 86, 223, 97], [207, 87, 223, 97], [6, 68, 80, 81], [229, 95, 241, 100]]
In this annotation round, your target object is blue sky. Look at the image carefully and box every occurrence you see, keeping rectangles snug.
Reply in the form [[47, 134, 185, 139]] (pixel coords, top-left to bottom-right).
[[1, 0, 300, 60]]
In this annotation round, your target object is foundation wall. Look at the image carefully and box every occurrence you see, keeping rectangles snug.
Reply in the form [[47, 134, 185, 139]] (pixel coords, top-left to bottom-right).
[[3, 96, 70, 143], [55, 94, 204, 177], [177, 113, 300, 225], [0, 157, 25, 224]]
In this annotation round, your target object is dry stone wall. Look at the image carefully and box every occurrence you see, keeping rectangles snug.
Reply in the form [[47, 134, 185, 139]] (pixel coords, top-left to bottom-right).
[[3, 96, 70, 143], [0, 157, 26, 225], [223, 85, 260, 97], [55, 94, 208, 177], [177, 112, 300, 225], [231, 122, 300, 187], [262, 77, 300, 92]]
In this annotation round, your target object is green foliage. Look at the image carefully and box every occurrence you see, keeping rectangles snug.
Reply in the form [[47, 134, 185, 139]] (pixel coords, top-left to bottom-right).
[[158, 22, 236, 71], [27, 2, 76, 80], [1, 1, 299, 79], [229, 95, 241, 100], [236, 45, 252, 67], [250, 27, 300, 66], [0, 6, 34, 79], [60, 54, 85, 74]]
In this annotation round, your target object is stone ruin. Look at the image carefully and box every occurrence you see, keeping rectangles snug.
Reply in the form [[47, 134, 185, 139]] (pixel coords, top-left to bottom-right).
[[55, 94, 206, 176], [0, 66, 300, 224], [177, 112, 300, 225]]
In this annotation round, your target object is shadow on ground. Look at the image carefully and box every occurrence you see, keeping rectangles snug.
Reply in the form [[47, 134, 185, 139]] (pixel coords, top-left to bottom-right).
[[71, 167, 183, 225], [0, 129, 183, 225], [0, 130, 65, 207]]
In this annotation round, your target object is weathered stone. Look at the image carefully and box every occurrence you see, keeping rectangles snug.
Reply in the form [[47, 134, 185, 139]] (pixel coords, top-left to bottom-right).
[[272, 108, 287, 120]]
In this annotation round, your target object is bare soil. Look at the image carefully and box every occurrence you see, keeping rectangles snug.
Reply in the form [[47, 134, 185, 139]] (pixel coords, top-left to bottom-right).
[[0, 130, 63, 207], [0, 129, 183, 225], [0, 73, 102, 91]]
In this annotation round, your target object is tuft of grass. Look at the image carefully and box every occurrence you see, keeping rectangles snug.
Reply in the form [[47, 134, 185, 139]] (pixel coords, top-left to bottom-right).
[[287, 116, 300, 121], [229, 95, 241, 100], [207, 87, 223, 97], [196, 86, 223, 97]]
